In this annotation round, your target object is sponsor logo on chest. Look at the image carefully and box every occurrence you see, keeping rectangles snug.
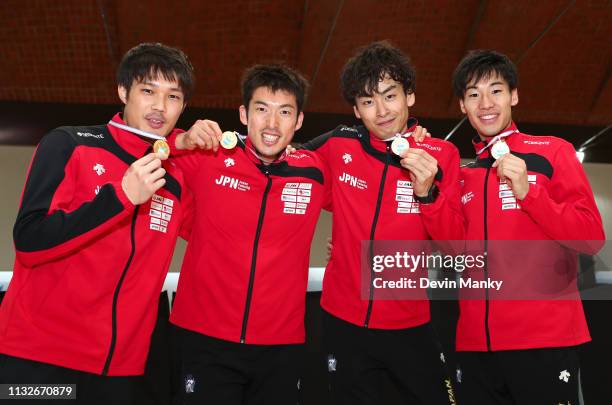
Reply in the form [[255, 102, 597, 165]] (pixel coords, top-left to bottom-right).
[[281, 182, 312, 215], [498, 174, 536, 210], [214, 175, 251, 191], [149, 194, 174, 233], [395, 180, 420, 214], [338, 172, 367, 190]]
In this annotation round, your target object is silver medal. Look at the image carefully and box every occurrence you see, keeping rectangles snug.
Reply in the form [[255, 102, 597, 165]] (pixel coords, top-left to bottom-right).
[[491, 140, 510, 160], [391, 136, 410, 156]]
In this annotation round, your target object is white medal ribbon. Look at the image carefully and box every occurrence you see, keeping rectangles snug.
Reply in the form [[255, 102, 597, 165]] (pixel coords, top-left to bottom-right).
[[381, 131, 413, 142], [108, 120, 166, 141], [475, 129, 518, 156]]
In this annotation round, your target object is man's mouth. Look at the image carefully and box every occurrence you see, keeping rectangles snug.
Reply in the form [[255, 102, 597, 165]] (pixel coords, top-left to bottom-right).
[[262, 132, 280, 146], [478, 113, 499, 124], [146, 115, 165, 130], [377, 118, 395, 128]]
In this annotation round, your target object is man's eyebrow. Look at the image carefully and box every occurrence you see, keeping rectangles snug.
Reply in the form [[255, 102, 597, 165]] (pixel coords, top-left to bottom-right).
[[466, 81, 505, 91], [140, 81, 183, 93], [254, 100, 295, 109], [377, 84, 397, 94]]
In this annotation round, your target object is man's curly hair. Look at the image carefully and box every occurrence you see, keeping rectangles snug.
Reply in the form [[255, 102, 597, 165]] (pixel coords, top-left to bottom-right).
[[340, 41, 416, 105]]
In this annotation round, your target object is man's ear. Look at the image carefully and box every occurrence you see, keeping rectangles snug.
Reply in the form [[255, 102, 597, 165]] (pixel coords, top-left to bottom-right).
[[353, 105, 361, 120], [406, 92, 415, 107], [118, 86, 128, 104], [459, 98, 466, 114], [239, 105, 248, 126], [294, 111, 304, 131], [511, 88, 519, 107]]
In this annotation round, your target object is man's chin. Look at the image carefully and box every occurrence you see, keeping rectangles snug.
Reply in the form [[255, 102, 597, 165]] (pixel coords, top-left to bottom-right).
[[255, 146, 281, 159]]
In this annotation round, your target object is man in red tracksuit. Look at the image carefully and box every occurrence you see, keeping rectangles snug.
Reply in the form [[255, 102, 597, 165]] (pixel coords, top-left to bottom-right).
[[0, 43, 196, 404], [168, 65, 330, 404], [302, 41, 463, 405], [451, 50, 605, 404]]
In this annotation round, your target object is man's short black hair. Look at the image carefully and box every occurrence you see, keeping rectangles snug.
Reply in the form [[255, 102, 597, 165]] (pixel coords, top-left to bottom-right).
[[452, 50, 518, 98], [241, 64, 309, 113], [340, 41, 416, 105], [117, 42, 195, 102]]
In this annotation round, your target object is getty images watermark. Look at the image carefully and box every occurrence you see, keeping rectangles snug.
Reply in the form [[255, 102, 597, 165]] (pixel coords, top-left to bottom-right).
[[360, 240, 611, 301]]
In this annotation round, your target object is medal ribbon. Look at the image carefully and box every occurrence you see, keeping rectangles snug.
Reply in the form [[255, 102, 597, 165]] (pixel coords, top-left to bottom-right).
[[476, 129, 518, 156], [108, 120, 166, 141], [381, 131, 414, 142]]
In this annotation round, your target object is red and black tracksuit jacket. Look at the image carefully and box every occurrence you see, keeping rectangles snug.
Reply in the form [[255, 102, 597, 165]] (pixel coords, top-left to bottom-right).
[[302, 119, 465, 329], [0, 114, 192, 376], [170, 137, 329, 345], [457, 122, 605, 351]]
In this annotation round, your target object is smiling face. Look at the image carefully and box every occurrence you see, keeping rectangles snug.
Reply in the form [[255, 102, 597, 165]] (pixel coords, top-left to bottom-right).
[[352, 75, 415, 140], [118, 74, 185, 138], [239, 86, 303, 161], [460, 73, 518, 140]]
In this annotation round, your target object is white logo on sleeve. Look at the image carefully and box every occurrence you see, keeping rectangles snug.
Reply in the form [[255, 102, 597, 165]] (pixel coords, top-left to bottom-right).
[[440, 352, 446, 363], [327, 354, 337, 372], [224, 158, 235, 167], [149, 194, 174, 233], [94, 185, 101, 195], [93, 163, 106, 176], [461, 191, 474, 205], [184, 374, 195, 393], [77, 132, 104, 139], [559, 370, 571, 383], [282, 182, 312, 214], [342, 153, 352, 164]]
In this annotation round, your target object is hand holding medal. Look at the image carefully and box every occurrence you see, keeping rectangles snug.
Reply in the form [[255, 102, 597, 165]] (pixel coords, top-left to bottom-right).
[[492, 153, 530, 200], [399, 148, 439, 197], [178, 119, 224, 151]]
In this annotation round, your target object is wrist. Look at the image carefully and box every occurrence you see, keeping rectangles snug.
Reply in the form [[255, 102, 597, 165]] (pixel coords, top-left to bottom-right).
[[414, 183, 439, 204], [175, 133, 187, 150], [515, 183, 530, 200]]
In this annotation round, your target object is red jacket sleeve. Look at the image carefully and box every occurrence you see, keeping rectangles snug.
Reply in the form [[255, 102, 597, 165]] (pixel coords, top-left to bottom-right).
[[300, 131, 334, 212], [520, 140, 605, 254], [14, 130, 135, 268]]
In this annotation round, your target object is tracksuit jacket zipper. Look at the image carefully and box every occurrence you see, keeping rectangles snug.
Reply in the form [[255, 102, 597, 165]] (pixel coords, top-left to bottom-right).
[[483, 166, 492, 350], [240, 171, 272, 343], [102, 206, 139, 375], [364, 145, 391, 328]]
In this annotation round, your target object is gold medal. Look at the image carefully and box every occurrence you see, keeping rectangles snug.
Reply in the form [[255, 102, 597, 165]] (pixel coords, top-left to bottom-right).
[[491, 140, 510, 160], [391, 136, 410, 156], [221, 131, 238, 149], [153, 139, 170, 159]]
